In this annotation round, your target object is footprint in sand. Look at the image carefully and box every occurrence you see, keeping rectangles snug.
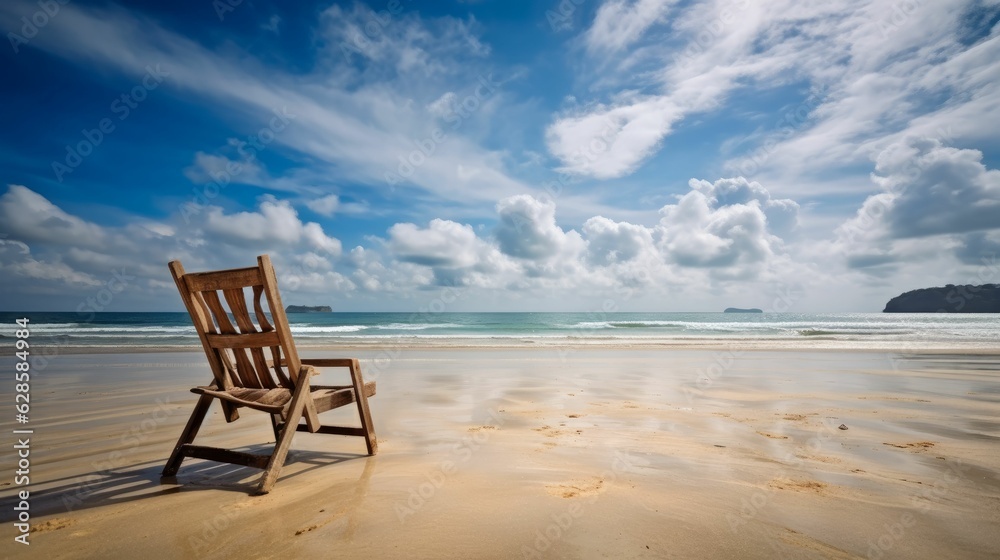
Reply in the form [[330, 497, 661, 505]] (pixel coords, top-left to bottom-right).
[[769, 479, 828, 493], [468, 425, 498, 433], [545, 477, 605, 498], [756, 431, 789, 439], [533, 425, 566, 437], [883, 441, 935, 450], [31, 518, 75, 533]]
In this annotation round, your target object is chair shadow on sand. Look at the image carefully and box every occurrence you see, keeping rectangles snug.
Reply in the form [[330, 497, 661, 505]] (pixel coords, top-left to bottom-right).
[[2, 446, 377, 523]]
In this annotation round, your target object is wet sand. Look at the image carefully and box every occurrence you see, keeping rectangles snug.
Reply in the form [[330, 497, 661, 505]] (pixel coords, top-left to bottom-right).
[[2, 348, 999, 559]]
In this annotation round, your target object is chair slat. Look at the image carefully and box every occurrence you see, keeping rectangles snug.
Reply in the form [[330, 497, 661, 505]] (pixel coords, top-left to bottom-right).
[[207, 332, 281, 349], [202, 291, 237, 334], [253, 285, 274, 333], [185, 267, 263, 292], [223, 288, 255, 333], [270, 346, 291, 388], [191, 292, 218, 335], [231, 346, 261, 388], [222, 287, 275, 389]]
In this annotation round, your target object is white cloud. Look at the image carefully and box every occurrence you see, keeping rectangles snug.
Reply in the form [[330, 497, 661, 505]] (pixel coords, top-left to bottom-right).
[[495, 195, 575, 260], [585, 0, 676, 55], [582, 216, 653, 266], [550, 0, 1000, 191], [657, 190, 773, 271], [689, 177, 799, 235], [306, 194, 340, 217], [0, 185, 107, 248], [388, 219, 481, 268], [204, 197, 343, 255], [837, 137, 1000, 269]]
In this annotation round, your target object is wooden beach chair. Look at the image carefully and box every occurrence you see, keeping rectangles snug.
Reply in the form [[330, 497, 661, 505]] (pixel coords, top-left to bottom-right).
[[161, 255, 377, 494]]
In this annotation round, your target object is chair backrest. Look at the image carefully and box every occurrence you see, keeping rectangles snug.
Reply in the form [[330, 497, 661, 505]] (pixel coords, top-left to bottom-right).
[[169, 255, 302, 391]]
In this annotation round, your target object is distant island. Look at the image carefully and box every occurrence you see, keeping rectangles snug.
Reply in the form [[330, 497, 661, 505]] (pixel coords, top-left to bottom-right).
[[285, 305, 333, 313], [883, 284, 1000, 313], [724, 307, 763, 313]]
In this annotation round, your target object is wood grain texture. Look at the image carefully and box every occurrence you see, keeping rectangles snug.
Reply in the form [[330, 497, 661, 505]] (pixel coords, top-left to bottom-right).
[[163, 254, 379, 493]]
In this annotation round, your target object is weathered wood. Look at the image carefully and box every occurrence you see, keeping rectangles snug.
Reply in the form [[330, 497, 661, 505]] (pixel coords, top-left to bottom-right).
[[206, 332, 281, 349], [257, 373, 312, 494], [184, 266, 263, 292], [162, 392, 214, 477], [181, 445, 272, 470], [310, 383, 377, 414], [258, 255, 301, 383], [349, 359, 378, 455], [298, 358, 356, 368], [300, 365, 321, 432], [165, 255, 379, 493], [169, 261, 238, 421], [252, 285, 274, 332], [294, 424, 367, 437]]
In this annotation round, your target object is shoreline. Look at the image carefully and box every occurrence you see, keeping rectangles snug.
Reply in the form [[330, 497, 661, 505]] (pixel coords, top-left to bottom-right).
[[4, 338, 999, 356]]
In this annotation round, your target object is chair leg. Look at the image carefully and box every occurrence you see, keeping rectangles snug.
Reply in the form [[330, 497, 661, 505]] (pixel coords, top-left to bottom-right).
[[257, 377, 312, 494], [269, 413, 282, 442], [162, 394, 213, 477], [349, 359, 378, 455]]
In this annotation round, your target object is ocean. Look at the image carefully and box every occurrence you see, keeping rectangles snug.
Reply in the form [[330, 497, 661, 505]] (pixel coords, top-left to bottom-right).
[[1, 311, 998, 350]]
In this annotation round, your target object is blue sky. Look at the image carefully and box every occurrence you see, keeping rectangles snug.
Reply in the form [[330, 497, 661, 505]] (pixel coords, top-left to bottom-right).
[[1, 0, 999, 312]]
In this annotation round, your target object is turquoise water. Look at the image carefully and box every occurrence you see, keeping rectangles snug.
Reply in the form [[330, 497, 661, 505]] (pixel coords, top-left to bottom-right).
[[0, 311, 998, 348]]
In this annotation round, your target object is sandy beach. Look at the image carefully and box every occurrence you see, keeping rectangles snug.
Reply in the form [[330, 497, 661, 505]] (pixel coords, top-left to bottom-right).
[[2, 346, 999, 559]]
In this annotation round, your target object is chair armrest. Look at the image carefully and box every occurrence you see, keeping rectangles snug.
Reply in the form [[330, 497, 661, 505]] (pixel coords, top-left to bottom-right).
[[299, 358, 356, 368]]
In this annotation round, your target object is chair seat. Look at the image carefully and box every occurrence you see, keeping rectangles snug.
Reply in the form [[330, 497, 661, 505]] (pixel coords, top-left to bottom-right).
[[192, 381, 377, 415], [192, 386, 291, 413]]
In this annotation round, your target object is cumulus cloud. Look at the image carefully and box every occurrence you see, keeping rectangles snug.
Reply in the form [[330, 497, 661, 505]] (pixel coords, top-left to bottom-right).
[[0, 185, 107, 248], [837, 137, 1000, 270], [204, 197, 343, 255], [657, 191, 773, 271], [867, 137, 1000, 238], [582, 216, 653, 266], [495, 195, 575, 259], [689, 177, 799, 235], [388, 219, 481, 268]]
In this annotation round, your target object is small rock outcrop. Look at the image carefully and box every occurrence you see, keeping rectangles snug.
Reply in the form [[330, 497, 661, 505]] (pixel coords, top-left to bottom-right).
[[285, 305, 333, 313], [883, 285, 1000, 312]]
